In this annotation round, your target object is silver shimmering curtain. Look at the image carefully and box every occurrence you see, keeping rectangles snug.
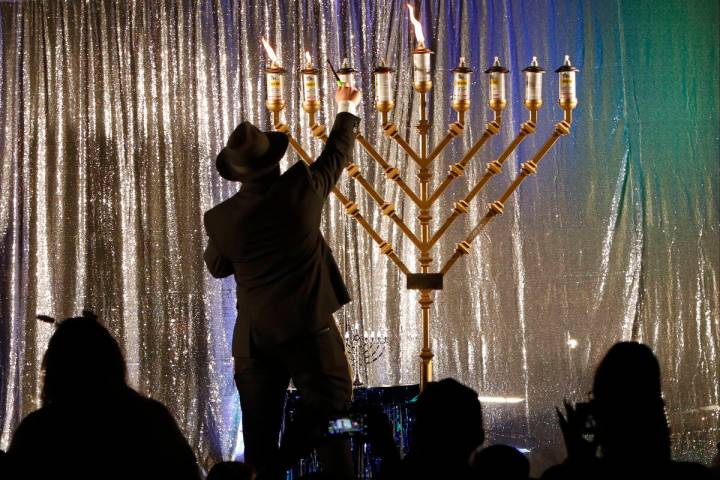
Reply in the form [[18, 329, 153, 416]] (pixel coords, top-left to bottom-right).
[[1, 0, 718, 472]]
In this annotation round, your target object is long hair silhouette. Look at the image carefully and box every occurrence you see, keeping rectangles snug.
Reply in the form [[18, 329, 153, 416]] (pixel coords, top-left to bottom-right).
[[592, 341, 670, 461]]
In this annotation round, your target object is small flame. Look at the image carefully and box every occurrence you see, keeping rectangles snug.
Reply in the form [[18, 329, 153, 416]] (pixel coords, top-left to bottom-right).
[[305, 50, 312, 67], [406, 4, 425, 46], [261, 37, 279, 65]]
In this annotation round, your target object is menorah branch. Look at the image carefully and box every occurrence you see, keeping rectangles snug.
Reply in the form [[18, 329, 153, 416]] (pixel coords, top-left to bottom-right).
[[312, 130, 423, 249], [440, 118, 572, 275], [424, 121, 500, 208], [347, 164, 423, 249], [425, 121, 465, 165], [384, 123, 422, 165], [356, 134, 423, 206], [426, 119, 537, 250]]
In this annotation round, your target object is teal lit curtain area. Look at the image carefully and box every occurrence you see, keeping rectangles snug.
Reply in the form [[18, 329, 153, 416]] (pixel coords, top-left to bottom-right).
[[1, 0, 718, 473]]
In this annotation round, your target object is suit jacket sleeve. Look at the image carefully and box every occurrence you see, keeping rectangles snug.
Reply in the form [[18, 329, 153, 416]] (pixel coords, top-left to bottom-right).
[[203, 237, 234, 278], [309, 112, 360, 199]]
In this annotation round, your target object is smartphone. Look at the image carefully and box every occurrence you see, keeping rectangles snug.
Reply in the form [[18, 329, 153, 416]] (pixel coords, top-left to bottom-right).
[[327, 414, 366, 437], [574, 401, 596, 442]]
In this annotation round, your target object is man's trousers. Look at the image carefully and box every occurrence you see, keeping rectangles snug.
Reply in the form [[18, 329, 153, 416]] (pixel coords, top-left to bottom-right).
[[234, 322, 354, 480]]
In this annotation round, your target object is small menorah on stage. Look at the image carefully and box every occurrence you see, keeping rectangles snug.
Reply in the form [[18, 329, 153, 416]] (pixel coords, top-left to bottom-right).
[[259, 7, 578, 390], [344, 327, 388, 387]]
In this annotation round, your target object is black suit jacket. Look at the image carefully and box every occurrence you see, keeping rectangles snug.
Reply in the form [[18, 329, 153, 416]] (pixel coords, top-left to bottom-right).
[[204, 112, 360, 355]]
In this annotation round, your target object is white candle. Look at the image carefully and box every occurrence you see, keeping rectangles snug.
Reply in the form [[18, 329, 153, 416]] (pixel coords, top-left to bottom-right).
[[452, 57, 472, 102], [301, 52, 319, 102], [261, 37, 285, 104], [522, 56, 545, 118], [266, 71, 284, 102], [413, 50, 431, 84], [488, 57, 506, 103], [484, 56, 509, 111], [374, 61, 394, 103], [557, 55, 578, 106], [303, 74, 318, 101]]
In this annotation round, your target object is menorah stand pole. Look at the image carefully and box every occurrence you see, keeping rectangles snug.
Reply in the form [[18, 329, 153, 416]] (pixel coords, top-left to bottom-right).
[[415, 91, 435, 390]]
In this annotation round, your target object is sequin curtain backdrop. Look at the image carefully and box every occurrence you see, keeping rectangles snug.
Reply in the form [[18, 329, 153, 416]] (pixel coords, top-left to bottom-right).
[[1, 0, 718, 472]]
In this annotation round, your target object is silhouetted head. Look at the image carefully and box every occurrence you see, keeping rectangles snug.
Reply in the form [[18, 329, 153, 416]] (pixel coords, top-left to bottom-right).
[[470, 444, 529, 480], [207, 461, 256, 480], [591, 342, 670, 460], [411, 378, 484, 466], [41, 311, 127, 406], [593, 342, 662, 402]]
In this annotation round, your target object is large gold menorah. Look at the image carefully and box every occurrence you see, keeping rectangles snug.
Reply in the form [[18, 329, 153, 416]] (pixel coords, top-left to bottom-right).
[[262, 43, 578, 390]]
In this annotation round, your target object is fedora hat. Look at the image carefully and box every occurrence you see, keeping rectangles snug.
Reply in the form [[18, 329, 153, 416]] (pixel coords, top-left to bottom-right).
[[216, 121, 289, 181]]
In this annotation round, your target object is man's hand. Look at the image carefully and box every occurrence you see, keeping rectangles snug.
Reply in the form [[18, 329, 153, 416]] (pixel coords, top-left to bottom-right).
[[335, 84, 361, 107]]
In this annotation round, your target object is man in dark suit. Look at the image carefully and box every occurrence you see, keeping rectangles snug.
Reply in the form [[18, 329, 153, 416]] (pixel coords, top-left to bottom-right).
[[203, 85, 361, 480]]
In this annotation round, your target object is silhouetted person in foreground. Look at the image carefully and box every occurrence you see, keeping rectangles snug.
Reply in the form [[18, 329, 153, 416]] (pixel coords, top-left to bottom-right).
[[207, 461, 256, 480], [543, 341, 710, 479], [6, 312, 200, 480], [470, 444, 529, 480], [400, 378, 484, 480]]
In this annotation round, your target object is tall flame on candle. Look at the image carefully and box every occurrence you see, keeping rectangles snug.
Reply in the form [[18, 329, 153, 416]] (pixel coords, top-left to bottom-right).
[[406, 4, 425, 47], [261, 37, 279, 66], [305, 50, 312, 67]]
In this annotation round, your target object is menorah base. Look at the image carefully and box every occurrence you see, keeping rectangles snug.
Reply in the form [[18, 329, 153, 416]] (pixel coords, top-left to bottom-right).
[[406, 273, 444, 290]]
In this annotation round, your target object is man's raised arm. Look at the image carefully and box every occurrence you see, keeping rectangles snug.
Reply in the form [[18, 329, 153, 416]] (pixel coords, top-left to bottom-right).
[[309, 85, 362, 199]]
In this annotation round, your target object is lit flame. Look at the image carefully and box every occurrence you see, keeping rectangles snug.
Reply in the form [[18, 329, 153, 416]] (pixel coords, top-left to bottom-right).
[[261, 37, 279, 66], [305, 50, 312, 67], [406, 4, 425, 47]]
